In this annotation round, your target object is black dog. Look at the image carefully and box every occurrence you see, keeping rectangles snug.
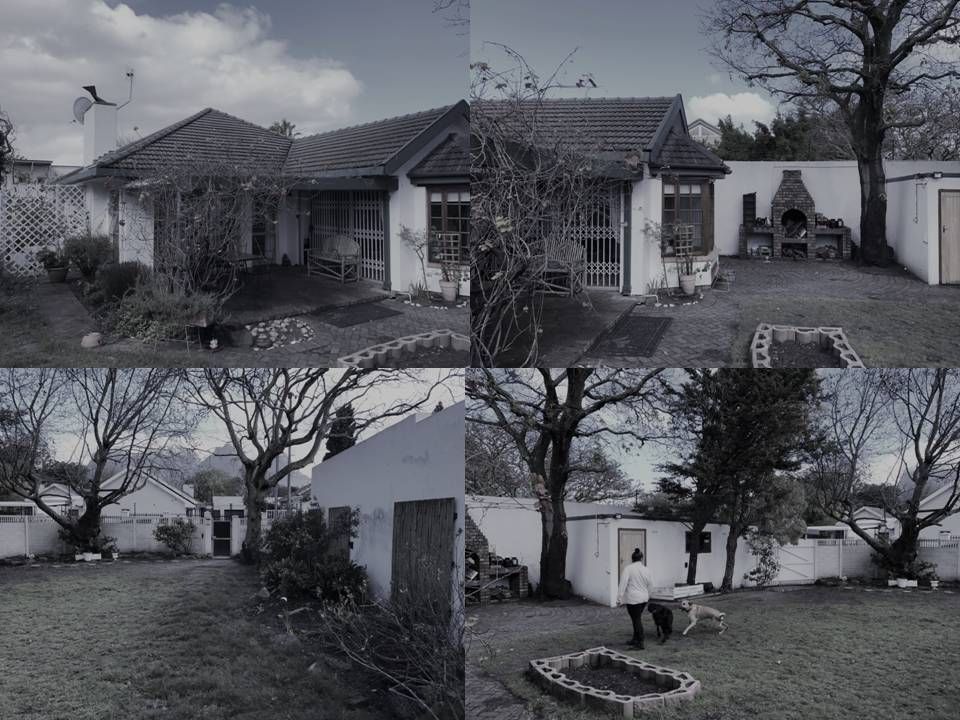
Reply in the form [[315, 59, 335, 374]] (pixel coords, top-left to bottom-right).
[[647, 602, 674, 644]]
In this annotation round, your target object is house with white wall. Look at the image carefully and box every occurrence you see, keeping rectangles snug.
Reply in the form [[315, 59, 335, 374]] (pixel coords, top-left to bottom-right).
[[311, 402, 464, 613], [467, 496, 756, 607], [835, 487, 960, 542], [57, 92, 469, 297], [99, 472, 201, 517], [478, 95, 960, 294], [688, 119, 721, 148]]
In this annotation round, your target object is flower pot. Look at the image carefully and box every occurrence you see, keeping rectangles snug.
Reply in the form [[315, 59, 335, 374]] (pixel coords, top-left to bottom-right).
[[439, 279, 459, 303], [46, 266, 68, 283], [896, 578, 909, 588], [930, 580, 940, 589], [679, 273, 697, 296], [75, 552, 102, 562]]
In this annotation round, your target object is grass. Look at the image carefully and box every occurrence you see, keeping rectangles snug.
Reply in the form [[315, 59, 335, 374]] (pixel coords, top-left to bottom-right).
[[467, 586, 960, 720], [0, 559, 390, 720]]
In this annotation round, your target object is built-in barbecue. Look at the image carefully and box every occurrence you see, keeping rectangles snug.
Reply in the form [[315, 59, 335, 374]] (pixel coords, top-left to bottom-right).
[[739, 170, 852, 260]]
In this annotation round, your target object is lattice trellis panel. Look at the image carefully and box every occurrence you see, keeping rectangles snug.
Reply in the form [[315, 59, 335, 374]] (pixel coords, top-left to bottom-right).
[[0, 185, 89, 276], [567, 183, 622, 289], [308, 190, 385, 282]]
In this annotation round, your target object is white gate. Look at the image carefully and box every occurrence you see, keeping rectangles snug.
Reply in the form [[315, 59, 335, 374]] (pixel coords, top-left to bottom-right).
[[568, 183, 622, 289], [0, 185, 88, 276], [773, 541, 816, 584], [309, 191, 385, 282]]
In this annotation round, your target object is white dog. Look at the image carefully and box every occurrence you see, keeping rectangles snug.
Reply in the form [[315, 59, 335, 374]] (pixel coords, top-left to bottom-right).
[[679, 599, 728, 636]]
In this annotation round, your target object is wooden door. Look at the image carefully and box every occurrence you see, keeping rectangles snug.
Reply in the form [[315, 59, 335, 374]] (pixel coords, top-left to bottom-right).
[[392, 498, 456, 609], [327, 505, 353, 561], [940, 190, 960, 284], [617, 528, 647, 580]]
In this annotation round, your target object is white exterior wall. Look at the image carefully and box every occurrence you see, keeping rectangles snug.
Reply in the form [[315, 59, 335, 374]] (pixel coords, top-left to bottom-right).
[[311, 402, 466, 606], [715, 160, 960, 284], [107, 481, 192, 516], [118, 189, 153, 265], [85, 180, 113, 236]]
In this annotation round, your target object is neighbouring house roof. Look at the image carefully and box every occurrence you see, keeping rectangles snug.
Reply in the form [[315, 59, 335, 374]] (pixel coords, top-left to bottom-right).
[[689, 118, 721, 134], [59, 101, 469, 185], [283, 101, 468, 177], [100, 471, 200, 508], [408, 133, 470, 182], [474, 95, 729, 177], [918, 483, 958, 510], [212, 495, 245, 508]]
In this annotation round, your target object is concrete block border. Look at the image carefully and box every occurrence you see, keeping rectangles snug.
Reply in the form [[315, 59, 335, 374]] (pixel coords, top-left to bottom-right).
[[751, 323, 866, 369], [336, 329, 470, 368], [528, 647, 701, 718]]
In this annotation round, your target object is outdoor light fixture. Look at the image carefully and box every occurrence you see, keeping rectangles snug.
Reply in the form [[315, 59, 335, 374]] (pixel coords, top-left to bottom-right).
[[933, 171, 943, 179]]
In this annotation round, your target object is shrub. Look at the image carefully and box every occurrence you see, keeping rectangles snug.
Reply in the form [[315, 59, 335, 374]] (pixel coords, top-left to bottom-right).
[[63, 234, 114, 279], [35, 247, 67, 269], [260, 511, 367, 603], [743, 534, 780, 587], [153, 518, 196, 555], [96, 261, 147, 302], [111, 278, 221, 341]]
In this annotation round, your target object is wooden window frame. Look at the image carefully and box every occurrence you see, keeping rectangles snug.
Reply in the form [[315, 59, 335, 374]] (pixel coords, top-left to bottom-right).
[[427, 186, 470, 265], [684, 530, 712, 554], [662, 178, 714, 255]]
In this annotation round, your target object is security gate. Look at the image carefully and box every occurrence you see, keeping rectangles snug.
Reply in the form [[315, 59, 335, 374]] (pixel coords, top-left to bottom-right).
[[310, 191, 385, 282], [569, 183, 622, 289], [212, 520, 231, 557]]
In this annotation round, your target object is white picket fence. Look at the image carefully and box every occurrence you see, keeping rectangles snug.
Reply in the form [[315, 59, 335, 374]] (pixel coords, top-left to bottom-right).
[[766, 537, 960, 585], [0, 514, 212, 557], [0, 184, 88, 275]]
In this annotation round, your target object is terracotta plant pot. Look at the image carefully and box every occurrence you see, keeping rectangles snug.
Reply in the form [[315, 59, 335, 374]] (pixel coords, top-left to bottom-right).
[[439, 279, 459, 303], [46, 266, 69, 283], [679, 273, 697, 296]]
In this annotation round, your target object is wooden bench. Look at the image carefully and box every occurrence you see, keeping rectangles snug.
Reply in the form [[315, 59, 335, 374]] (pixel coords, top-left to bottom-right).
[[305, 234, 361, 283], [539, 237, 586, 296]]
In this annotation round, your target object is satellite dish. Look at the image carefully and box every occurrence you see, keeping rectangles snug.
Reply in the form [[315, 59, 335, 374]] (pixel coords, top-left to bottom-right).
[[73, 96, 93, 124]]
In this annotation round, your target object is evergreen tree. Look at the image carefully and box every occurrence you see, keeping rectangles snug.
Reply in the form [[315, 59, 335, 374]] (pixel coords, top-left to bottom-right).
[[323, 403, 357, 461]]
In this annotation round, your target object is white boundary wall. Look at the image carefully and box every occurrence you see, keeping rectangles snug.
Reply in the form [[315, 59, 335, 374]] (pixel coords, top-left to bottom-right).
[[0, 514, 212, 557], [468, 496, 960, 606]]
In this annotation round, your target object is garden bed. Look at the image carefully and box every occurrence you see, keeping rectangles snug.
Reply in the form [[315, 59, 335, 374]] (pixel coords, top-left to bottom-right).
[[337, 329, 470, 368], [563, 666, 662, 697], [751, 324, 865, 368]]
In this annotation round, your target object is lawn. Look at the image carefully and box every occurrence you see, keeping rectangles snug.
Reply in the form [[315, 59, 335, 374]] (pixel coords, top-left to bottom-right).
[[466, 586, 960, 720], [0, 559, 390, 720]]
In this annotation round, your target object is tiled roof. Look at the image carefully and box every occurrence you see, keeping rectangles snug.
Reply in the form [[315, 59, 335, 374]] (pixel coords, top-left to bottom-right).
[[655, 126, 730, 173], [475, 97, 677, 155], [408, 133, 469, 178], [94, 108, 293, 173], [283, 105, 459, 176]]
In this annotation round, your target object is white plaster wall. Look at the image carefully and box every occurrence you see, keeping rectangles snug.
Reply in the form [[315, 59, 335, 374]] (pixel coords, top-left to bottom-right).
[[311, 402, 466, 605], [118, 189, 153, 266], [887, 177, 932, 282], [85, 180, 113, 236], [105, 481, 190, 516], [630, 173, 663, 295]]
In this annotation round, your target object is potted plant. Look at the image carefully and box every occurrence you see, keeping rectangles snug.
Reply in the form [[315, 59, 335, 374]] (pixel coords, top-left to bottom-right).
[[439, 259, 461, 303], [677, 250, 697, 296], [36, 247, 69, 282]]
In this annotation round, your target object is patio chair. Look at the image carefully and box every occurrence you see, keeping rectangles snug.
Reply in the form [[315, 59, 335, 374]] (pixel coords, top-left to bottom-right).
[[539, 236, 586, 296], [305, 233, 361, 284]]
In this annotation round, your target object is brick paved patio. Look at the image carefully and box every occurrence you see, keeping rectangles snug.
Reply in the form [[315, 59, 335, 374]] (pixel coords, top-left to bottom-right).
[[577, 258, 960, 367]]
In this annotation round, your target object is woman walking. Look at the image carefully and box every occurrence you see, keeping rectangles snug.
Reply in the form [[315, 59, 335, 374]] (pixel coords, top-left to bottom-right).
[[617, 548, 653, 648]]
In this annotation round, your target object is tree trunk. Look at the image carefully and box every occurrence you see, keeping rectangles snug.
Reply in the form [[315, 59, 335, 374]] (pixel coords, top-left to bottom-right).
[[536, 483, 570, 599], [241, 470, 268, 564], [720, 527, 740, 592], [884, 522, 921, 577], [685, 521, 706, 585], [854, 94, 890, 265]]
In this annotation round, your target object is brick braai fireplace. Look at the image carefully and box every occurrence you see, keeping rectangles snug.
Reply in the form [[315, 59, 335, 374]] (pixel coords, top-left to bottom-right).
[[739, 169, 852, 260]]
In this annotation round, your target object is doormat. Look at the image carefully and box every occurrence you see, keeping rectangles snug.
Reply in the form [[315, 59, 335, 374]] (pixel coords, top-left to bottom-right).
[[312, 302, 402, 328], [585, 307, 672, 358]]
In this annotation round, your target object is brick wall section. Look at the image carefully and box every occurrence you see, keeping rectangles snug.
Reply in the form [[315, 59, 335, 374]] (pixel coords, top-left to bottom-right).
[[465, 512, 491, 604]]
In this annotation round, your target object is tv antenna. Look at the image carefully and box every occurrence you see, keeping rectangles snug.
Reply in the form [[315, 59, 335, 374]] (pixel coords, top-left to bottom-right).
[[117, 68, 135, 111]]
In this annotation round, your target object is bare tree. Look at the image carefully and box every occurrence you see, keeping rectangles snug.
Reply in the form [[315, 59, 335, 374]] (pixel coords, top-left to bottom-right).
[[705, 1, 960, 264], [470, 46, 611, 366], [186, 369, 454, 562], [0, 368, 193, 552], [808, 369, 960, 575], [0, 106, 14, 184], [466, 368, 667, 598]]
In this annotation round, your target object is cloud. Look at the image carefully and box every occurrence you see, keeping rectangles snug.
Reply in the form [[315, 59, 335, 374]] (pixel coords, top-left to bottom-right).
[[687, 92, 777, 129], [0, 1, 362, 164]]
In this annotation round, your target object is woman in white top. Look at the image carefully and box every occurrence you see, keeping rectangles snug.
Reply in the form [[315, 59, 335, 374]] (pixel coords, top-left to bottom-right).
[[617, 548, 653, 648]]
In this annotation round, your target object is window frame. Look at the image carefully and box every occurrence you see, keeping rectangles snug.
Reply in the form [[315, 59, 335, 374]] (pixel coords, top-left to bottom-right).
[[662, 178, 714, 255], [426, 186, 470, 265], [684, 530, 712, 554]]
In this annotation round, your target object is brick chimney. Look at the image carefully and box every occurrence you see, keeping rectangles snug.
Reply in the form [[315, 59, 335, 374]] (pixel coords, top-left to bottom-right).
[[83, 100, 117, 165]]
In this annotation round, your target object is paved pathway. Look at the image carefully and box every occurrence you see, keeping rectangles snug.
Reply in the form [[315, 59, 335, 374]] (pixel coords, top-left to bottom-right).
[[578, 258, 960, 367]]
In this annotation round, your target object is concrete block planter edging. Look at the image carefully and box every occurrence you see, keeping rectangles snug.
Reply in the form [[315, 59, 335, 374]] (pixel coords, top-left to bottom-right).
[[336, 329, 469, 368], [527, 647, 701, 718], [751, 323, 865, 368]]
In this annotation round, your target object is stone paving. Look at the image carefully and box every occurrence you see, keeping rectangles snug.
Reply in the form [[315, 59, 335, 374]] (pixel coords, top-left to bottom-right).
[[578, 258, 960, 367]]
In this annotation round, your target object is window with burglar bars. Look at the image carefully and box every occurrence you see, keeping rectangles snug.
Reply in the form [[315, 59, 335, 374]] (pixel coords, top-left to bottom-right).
[[428, 187, 469, 264]]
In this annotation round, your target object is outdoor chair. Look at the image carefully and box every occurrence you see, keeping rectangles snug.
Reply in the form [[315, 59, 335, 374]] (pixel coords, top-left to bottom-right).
[[539, 236, 586, 296], [305, 233, 361, 284]]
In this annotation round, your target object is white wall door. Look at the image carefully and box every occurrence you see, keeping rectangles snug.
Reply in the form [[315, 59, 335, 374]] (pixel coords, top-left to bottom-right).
[[774, 542, 816, 584], [617, 528, 647, 580], [940, 190, 960, 284]]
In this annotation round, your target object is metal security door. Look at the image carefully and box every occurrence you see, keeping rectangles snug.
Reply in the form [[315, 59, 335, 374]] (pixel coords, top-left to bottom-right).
[[940, 190, 960, 284], [212, 520, 231, 557], [570, 184, 622, 289], [310, 191, 385, 282]]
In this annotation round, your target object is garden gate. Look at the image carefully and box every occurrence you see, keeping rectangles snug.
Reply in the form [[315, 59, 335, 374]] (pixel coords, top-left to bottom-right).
[[391, 497, 456, 608], [0, 185, 88, 276], [309, 191, 385, 283], [774, 542, 816, 584]]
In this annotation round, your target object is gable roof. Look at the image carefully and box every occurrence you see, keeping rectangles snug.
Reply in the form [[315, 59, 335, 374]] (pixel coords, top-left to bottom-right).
[[919, 484, 958, 510], [282, 101, 468, 177], [59, 101, 469, 184], [408, 133, 469, 181], [689, 118, 721, 134], [100, 471, 199, 508], [474, 95, 728, 176], [653, 125, 729, 174]]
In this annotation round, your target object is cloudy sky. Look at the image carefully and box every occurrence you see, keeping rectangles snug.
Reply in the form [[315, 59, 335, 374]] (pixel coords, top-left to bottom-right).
[[471, 0, 779, 130], [0, 0, 467, 164]]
